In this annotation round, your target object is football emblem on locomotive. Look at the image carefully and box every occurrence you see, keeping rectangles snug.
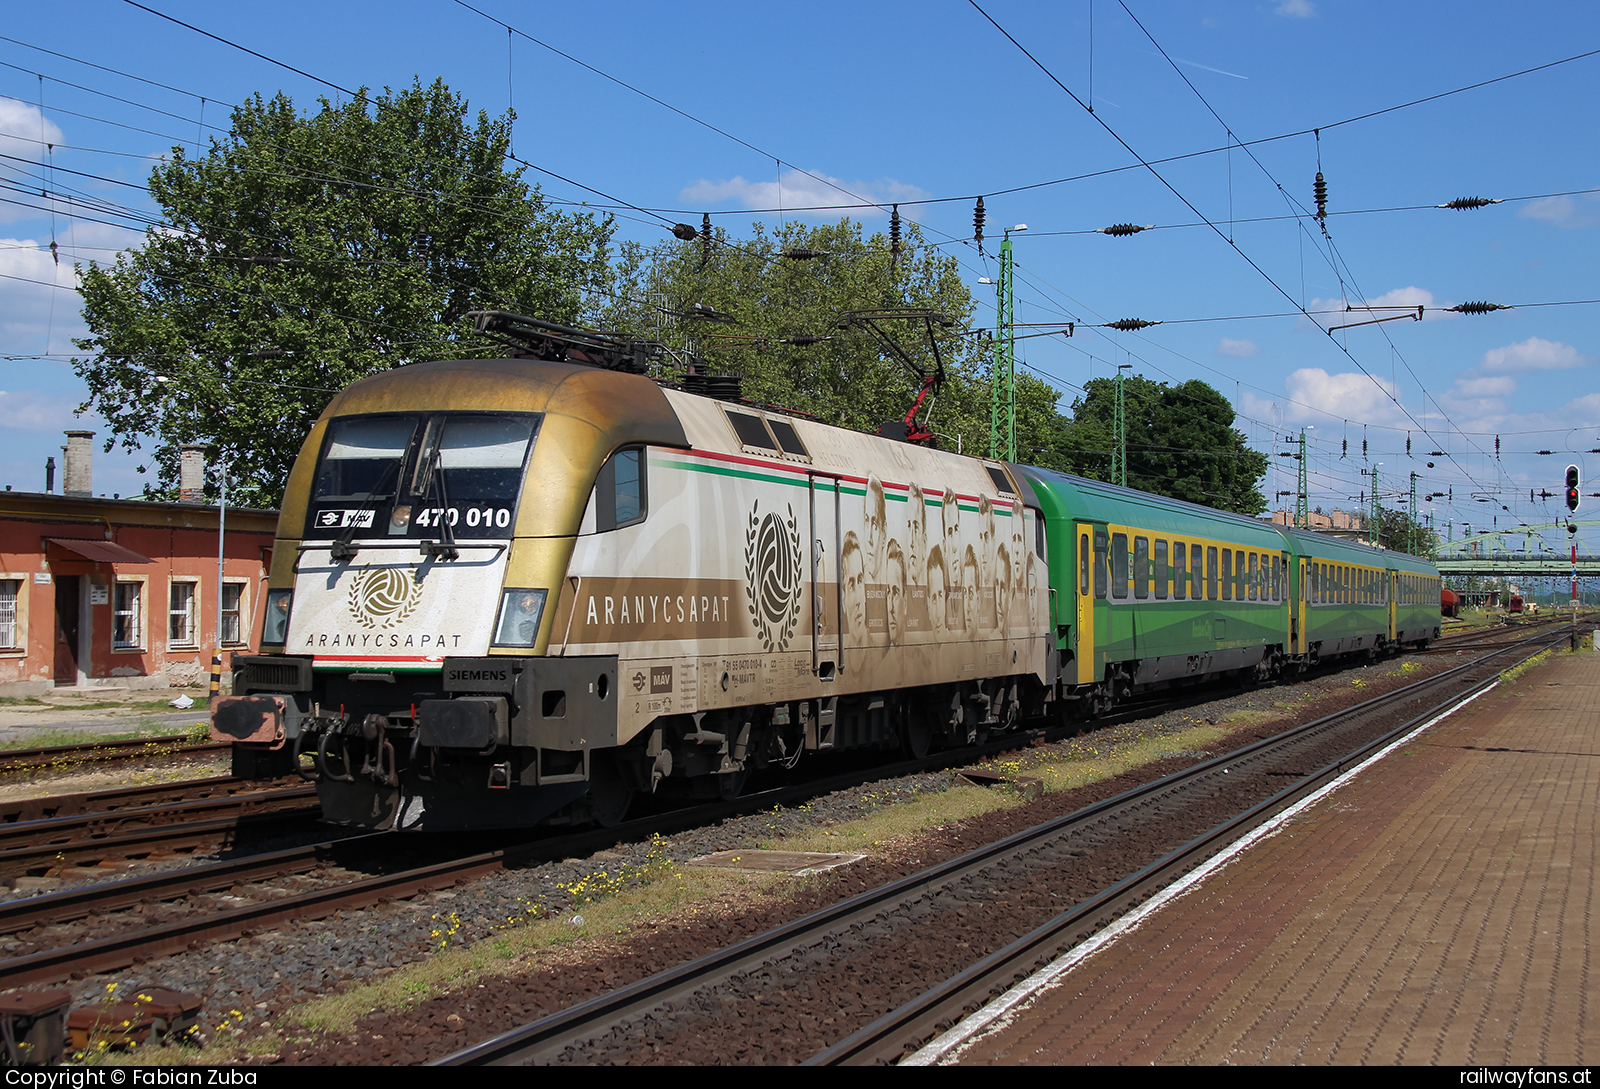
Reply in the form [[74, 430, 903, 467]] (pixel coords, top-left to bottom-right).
[[346, 566, 423, 629], [745, 501, 803, 653]]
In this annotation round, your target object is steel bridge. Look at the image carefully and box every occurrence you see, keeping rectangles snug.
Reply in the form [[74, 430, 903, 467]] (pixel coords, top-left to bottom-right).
[[1436, 520, 1600, 578]]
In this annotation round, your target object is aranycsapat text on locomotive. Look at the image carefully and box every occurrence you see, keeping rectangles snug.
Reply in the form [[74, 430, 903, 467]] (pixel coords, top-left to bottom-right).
[[213, 321, 1441, 831]]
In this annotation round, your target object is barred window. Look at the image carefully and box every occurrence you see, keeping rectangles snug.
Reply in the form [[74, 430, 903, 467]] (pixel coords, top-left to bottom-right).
[[0, 581, 18, 649], [114, 582, 143, 649], [169, 581, 196, 646], [221, 583, 244, 645]]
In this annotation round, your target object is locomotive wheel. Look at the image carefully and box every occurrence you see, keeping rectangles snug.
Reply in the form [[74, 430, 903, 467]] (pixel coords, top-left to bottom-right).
[[718, 767, 747, 801], [587, 752, 635, 828], [903, 706, 934, 760]]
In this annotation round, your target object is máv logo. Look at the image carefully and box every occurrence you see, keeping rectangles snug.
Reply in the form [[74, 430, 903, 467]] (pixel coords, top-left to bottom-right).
[[346, 566, 423, 629], [745, 500, 802, 653]]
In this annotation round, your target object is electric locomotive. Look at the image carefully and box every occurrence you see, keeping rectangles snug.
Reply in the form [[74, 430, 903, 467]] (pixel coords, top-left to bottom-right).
[[213, 313, 1441, 831]]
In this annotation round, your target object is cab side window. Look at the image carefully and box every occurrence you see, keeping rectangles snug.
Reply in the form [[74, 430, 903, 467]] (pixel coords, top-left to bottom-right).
[[594, 447, 647, 531]]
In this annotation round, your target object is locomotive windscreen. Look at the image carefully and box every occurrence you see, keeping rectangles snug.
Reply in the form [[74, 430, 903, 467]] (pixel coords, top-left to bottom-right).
[[308, 411, 541, 540]]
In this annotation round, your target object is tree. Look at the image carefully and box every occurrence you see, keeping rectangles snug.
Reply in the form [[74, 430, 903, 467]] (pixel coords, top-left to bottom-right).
[[1376, 508, 1438, 557], [1055, 374, 1269, 515], [609, 218, 1032, 454], [74, 80, 618, 508]]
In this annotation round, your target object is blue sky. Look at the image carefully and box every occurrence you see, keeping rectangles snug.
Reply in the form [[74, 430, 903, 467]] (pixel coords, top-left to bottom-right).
[[1, 1, 1597, 560]]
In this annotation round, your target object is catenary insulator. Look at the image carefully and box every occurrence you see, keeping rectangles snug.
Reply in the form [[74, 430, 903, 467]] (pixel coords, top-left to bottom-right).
[[700, 214, 711, 269], [973, 196, 986, 253], [890, 204, 901, 265], [782, 247, 822, 260], [783, 335, 824, 346], [1445, 301, 1510, 314], [671, 223, 697, 241], [1314, 172, 1328, 220], [1406, 434, 1411, 456], [1104, 318, 1160, 331], [1098, 223, 1152, 236], [1439, 197, 1502, 210], [1342, 438, 1348, 458]]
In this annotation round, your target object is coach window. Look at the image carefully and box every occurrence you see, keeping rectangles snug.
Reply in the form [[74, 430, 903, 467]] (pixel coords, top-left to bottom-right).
[[1273, 556, 1282, 602], [1111, 533, 1129, 599], [1094, 531, 1108, 599], [1192, 544, 1204, 600], [1154, 540, 1169, 600], [1206, 546, 1218, 600], [1079, 534, 1090, 596], [1247, 553, 1259, 601], [1172, 540, 1186, 600], [1221, 549, 1233, 600], [1133, 537, 1149, 599]]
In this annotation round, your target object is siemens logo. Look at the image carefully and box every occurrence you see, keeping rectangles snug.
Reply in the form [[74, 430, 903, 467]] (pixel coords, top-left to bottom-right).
[[448, 670, 508, 682]]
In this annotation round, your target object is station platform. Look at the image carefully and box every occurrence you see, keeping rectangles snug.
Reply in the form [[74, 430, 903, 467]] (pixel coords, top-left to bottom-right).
[[945, 647, 1599, 1066]]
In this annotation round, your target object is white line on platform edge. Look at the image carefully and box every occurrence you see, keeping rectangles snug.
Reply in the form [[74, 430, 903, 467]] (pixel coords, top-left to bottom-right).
[[902, 680, 1500, 1066]]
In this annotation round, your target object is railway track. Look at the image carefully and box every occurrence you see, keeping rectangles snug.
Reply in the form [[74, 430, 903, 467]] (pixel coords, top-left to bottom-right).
[[0, 636, 1496, 1002], [432, 628, 1568, 1066], [0, 735, 227, 776]]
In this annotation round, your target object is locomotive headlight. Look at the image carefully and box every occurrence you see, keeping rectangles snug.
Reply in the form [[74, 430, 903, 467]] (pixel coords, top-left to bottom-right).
[[493, 588, 547, 647], [389, 504, 412, 535], [262, 589, 294, 645]]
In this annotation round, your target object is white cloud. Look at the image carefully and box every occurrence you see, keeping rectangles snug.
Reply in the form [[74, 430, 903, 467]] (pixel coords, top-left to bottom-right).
[[0, 388, 84, 432], [0, 97, 65, 164], [1273, 367, 1408, 427], [1517, 194, 1597, 229], [1452, 375, 1516, 398], [1303, 286, 1456, 331], [1479, 336, 1586, 373], [0, 237, 87, 355], [1276, 0, 1315, 16], [1216, 337, 1258, 357], [680, 167, 931, 219]]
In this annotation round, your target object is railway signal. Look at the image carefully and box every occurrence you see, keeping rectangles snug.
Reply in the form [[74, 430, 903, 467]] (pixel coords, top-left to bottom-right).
[[1566, 465, 1581, 512]]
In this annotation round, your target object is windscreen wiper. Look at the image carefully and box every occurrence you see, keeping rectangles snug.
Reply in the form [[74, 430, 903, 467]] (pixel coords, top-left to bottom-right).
[[331, 454, 404, 562], [419, 448, 459, 561]]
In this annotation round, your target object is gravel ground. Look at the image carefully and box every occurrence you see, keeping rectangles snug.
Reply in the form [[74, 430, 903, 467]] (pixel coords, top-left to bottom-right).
[[19, 650, 1492, 1061]]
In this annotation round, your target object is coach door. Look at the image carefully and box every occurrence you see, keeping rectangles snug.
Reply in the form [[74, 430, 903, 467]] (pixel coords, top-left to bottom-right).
[[809, 472, 843, 678], [1387, 568, 1399, 642], [1075, 522, 1104, 685]]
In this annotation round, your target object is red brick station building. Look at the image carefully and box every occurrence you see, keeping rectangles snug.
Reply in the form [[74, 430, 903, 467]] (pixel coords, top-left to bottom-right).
[[0, 432, 278, 696]]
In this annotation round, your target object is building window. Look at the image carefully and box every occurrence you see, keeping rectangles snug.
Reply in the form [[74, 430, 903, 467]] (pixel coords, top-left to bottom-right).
[[0, 580, 18, 649], [221, 583, 245, 645], [114, 582, 143, 649], [169, 581, 197, 646]]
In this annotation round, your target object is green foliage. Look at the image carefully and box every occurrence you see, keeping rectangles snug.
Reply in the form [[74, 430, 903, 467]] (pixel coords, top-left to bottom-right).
[[73, 80, 617, 508], [1376, 508, 1439, 557], [610, 218, 1007, 452], [1054, 374, 1268, 515]]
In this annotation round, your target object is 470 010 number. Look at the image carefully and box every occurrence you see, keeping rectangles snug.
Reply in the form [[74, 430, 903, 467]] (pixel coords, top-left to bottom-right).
[[414, 506, 511, 528]]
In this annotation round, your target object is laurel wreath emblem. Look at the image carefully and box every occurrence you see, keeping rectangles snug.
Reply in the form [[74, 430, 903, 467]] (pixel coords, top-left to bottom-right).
[[346, 566, 423, 630], [745, 501, 802, 653]]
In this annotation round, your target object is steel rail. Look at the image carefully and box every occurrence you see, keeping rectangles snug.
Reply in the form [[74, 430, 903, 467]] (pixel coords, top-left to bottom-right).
[[807, 632, 1573, 1065], [433, 628, 1562, 1067], [0, 736, 227, 775], [0, 774, 290, 825]]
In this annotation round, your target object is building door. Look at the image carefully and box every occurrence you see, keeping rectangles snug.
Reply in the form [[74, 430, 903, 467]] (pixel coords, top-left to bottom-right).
[[54, 575, 81, 685]]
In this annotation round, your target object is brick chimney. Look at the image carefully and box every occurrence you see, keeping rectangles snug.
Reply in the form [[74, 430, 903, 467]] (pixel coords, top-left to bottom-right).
[[179, 444, 208, 502], [63, 430, 94, 497]]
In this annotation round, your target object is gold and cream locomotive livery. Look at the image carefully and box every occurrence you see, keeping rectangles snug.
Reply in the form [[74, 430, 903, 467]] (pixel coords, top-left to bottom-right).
[[214, 314, 1050, 830]]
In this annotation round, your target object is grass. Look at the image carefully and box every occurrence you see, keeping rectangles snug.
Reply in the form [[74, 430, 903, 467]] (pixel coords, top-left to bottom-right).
[[0, 723, 207, 753]]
